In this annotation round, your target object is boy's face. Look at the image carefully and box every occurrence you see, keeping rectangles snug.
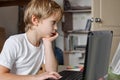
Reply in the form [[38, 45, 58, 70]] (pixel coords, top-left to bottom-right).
[[37, 14, 60, 38]]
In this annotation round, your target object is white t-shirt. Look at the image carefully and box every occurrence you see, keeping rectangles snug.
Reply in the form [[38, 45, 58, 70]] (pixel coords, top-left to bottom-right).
[[0, 33, 45, 75]]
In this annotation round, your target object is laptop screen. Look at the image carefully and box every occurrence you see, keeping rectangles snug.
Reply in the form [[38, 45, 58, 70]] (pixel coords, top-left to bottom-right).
[[84, 31, 113, 80]]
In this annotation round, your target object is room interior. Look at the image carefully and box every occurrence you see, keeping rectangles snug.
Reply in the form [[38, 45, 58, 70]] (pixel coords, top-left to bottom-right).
[[0, 1, 120, 79]]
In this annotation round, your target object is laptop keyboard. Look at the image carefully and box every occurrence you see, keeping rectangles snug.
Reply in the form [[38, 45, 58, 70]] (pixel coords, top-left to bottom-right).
[[46, 70, 83, 80], [59, 70, 83, 80]]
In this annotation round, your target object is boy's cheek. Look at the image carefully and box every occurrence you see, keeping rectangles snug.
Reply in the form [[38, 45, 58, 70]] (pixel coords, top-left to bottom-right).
[[43, 35, 50, 38], [43, 35, 53, 38]]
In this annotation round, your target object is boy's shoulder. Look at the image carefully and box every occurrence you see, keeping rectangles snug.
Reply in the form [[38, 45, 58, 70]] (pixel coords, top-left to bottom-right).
[[8, 33, 26, 42]]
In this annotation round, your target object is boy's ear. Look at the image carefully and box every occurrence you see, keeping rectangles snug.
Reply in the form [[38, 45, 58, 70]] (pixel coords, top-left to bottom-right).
[[31, 15, 39, 26]]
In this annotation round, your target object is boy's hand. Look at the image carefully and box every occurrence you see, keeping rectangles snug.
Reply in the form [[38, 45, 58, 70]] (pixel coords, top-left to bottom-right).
[[35, 71, 62, 80], [42, 32, 59, 42]]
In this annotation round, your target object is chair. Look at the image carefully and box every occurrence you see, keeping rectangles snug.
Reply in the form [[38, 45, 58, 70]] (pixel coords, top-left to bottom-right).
[[0, 27, 6, 52]]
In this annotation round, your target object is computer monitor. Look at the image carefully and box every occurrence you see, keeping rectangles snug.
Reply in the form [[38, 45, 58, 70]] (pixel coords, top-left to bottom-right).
[[84, 31, 113, 80]]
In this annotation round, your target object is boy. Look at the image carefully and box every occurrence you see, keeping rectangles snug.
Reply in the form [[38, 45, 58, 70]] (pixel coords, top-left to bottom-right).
[[0, 0, 63, 80]]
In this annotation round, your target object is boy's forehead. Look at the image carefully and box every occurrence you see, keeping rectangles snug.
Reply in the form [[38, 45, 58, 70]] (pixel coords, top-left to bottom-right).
[[48, 15, 59, 21]]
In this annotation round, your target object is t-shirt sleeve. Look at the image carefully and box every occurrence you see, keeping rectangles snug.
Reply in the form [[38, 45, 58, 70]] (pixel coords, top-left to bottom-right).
[[0, 37, 18, 70]]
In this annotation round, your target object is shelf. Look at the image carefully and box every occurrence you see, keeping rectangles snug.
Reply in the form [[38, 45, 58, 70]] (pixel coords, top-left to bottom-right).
[[64, 50, 85, 54], [64, 9, 91, 13], [67, 30, 89, 34]]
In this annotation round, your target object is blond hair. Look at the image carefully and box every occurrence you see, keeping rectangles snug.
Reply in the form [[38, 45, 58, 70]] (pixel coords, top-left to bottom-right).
[[24, 0, 63, 32]]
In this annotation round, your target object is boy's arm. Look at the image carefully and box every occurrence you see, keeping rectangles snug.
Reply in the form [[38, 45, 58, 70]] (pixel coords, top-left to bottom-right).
[[43, 33, 58, 72], [0, 65, 60, 80], [0, 65, 36, 80], [43, 41, 58, 72]]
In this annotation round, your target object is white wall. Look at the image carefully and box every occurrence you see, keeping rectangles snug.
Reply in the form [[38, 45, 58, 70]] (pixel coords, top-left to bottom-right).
[[0, 6, 18, 38]]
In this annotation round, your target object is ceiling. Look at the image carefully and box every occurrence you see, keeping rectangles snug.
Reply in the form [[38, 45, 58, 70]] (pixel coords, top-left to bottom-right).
[[0, 0, 30, 7]]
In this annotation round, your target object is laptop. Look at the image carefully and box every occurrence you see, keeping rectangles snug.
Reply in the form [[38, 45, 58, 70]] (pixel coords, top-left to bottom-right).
[[48, 31, 113, 80]]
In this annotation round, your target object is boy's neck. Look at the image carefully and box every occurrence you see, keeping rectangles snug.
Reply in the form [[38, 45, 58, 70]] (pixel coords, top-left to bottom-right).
[[26, 31, 42, 47]]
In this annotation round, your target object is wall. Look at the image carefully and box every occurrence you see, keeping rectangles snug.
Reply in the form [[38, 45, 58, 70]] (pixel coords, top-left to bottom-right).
[[0, 6, 18, 38]]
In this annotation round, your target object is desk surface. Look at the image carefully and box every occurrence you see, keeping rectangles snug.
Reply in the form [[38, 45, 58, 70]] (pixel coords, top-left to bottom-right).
[[58, 65, 84, 72]]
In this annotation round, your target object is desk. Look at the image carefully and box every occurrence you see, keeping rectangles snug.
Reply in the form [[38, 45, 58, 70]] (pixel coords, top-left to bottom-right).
[[58, 65, 84, 72]]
